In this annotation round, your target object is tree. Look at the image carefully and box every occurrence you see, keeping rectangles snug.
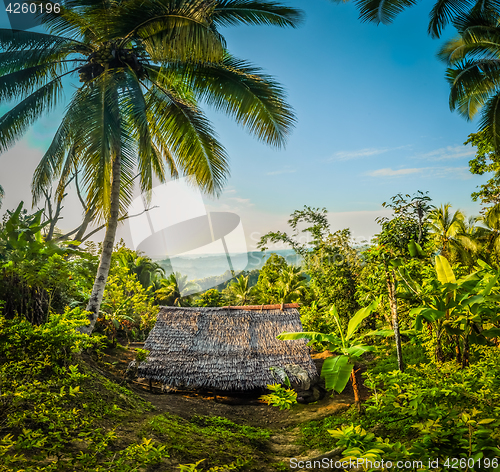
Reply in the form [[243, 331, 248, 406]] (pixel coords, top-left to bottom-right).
[[368, 191, 434, 372], [114, 247, 164, 290], [155, 272, 199, 307], [0, 0, 302, 333], [0, 184, 4, 208], [278, 299, 380, 410], [473, 204, 500, 267], [255, 253, 291, 304], [223, 274, 256, 306], [194, 288, 226, 307], [466, 131, 500, 211], [258, 206, 360, 324], [332, 0, 500, 38], [439, 11, 500, 149], [428, 204, 467, 260], [275, 265, 307, 304]]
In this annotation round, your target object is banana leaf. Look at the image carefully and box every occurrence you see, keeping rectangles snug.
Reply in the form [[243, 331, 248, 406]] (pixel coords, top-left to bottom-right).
[[435, 255, 456, 284], [321, 355, 354, 393]]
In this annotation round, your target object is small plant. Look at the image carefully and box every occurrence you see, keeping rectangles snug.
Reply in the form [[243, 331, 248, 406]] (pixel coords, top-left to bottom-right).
[[259, 383, 297, 410], [178, 459, 206, 471], [135, 348, 149, 362]]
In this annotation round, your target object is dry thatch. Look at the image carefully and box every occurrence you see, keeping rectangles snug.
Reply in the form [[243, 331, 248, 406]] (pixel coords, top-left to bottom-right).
[[137, 304, 317, 391]]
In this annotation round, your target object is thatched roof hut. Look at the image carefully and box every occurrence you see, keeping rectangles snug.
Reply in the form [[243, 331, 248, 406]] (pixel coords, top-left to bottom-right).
[[137, 303, 317, 391]]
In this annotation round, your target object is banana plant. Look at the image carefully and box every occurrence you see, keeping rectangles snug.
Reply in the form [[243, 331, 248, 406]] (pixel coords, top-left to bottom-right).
[[410, 256, 500, 366], [278, 298, 380, 409]]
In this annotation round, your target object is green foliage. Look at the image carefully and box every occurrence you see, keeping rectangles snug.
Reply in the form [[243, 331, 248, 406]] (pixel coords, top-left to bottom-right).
[[410, 256, 500, 364], [155, 272, 199, 307], [114, 246, 165, 290], [135, 348, 149, 363], [279, 300, 379, 393], [259, 208, 360, 324], [141, 413, 269, 467], [96, 265, 159, 342], [355, 350, 500, 466], [194, 288, 226, 307], [222, 274, 256, 306], [178, 458, 249, 471], [259, 384, 298, 410], [0, 203, 90, 324], [0, 311, 164, 471], [466, 131, 500, 210], [254, 253, 292, 304]]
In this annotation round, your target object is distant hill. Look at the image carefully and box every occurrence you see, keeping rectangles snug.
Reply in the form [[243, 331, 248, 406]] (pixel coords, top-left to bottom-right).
[[154, 249, 302, 285]]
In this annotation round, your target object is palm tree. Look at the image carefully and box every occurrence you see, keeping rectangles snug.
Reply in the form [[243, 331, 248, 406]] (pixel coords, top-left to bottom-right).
[[438, 11, 500, 148], [428, 204, 467, 261], [224, 274, 255, 306], [276, 265, 307, 304], [473, 204, 500, 266], [155, 272, 199, 307], [0, 0, 301, 333], [337, 0, 499, 38], [116, 249, 164, 289], [0, 184, 4, 208]]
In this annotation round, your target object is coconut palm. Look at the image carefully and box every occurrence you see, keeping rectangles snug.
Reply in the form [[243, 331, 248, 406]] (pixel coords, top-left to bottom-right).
[[438, 11, 500, 148], [224, 274, 255, 305], [428, 204, 468, 260], [0, 0, 301, 333], [155, 272, 199, 307], [116, 249, 165, 289], [339, 0, 499, 38], [473, 204, 500, 266], [276, 265, 307, 304]]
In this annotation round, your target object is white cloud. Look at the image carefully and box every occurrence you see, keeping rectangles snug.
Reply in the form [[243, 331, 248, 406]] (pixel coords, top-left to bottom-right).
[[414, 145, 475, 161], [230, 197, 254, 206], [265, 168, 296, 176], [368, 167, 422, 177], [366, 166, 472, 179], [327, 145, 410, 162]]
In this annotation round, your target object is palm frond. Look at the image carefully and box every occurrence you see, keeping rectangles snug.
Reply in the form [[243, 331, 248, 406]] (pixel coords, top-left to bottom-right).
[[354, 0, 419, 24], [0, 62, 72, 104], [428, 0, 474, 38], [479, 92, 500, 149], [32, 90, 84, 203], [145, 81, 229, 196], [446, 59, 500, 119], [0, 74, 67, 153], [120, 71, 166, 197], [106, 0, 225, 63], [30, 0, 97, 41], [212, 0, 304, 28], [0, 28, 74, 50], [151, 55, 295, 147]]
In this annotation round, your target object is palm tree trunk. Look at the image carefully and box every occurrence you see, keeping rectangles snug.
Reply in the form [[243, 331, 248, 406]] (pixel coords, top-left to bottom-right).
[[81, 148, 121, 335], [385, 265, 404, 372]]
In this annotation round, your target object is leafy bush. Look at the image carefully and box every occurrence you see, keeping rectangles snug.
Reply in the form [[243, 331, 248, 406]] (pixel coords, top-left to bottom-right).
[[323, 348, 500, 470], [0, 310, 167, 471], [259, 384, 297, 410], [95, 265, 159, 342]]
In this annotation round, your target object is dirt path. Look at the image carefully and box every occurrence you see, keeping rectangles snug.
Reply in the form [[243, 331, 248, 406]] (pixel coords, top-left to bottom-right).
[[101, 347, 355, 470]]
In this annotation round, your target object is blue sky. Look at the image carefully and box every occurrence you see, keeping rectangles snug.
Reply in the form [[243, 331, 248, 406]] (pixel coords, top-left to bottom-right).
[[0, 0, 488, 252]]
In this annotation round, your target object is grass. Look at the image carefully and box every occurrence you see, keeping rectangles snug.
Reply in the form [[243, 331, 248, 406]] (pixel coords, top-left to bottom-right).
[[139, 413, 272, 470]]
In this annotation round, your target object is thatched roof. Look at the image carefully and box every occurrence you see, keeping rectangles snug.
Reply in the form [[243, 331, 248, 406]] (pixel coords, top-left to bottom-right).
[[137, 304, 317, 391]]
